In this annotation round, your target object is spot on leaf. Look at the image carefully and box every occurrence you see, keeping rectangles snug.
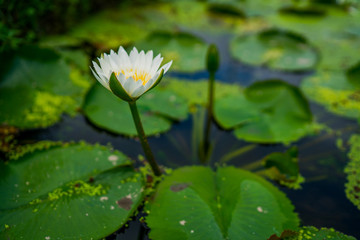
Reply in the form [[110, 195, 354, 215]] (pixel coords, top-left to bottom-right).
[[116, 197, 133, 211], [170, 183, 190, 192]]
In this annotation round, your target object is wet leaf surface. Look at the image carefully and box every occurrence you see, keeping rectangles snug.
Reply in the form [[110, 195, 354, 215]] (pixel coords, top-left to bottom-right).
[[0, 46, 91, 129], [231, 29, 318, 71], [145, 166, 299, 240], [83, 83, 188, 136], [215, 80, 320, 143], [0, 142, 145, 239]]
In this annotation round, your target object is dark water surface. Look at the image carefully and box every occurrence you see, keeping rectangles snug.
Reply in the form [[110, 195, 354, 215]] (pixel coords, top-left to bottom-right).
[[18, 33, 360, 239]]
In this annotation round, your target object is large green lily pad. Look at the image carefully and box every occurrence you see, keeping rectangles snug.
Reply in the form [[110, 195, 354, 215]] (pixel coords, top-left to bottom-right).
[[301, 69, 360, 119], [145, 166, 299, 240], [267, 5, 360, 70], [162, 78, 243, 107], [68, 9, 153, 49], [0, 142, 145, 239], [230, 29, 318, 71], [345, 134, 360, 210], [0, 46, 91, 129], [215, 80, 319, 144], [83, 83, 188, 136], [135, 31, 208, 73]]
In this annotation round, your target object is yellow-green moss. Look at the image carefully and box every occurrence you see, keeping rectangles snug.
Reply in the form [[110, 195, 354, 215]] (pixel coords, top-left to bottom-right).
[[48, 180, 107, 201], [24, 91, 77, 127], [345, 134, 360, 210]]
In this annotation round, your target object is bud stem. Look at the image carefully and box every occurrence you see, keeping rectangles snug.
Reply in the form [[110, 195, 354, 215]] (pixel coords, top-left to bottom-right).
[[202, 71, 215, 164]]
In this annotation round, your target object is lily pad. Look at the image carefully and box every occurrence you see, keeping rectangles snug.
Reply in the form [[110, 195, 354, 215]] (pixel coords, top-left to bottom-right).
[[83, 83, 188, 136], [0, 46, 91, 129], [269, 226, 356, 240], [215, 80, 319, 144], [162, 78, 243, 107], [135, 31, 208, 73], [345, 134, 360, 210], [301, 69, 360, 119], [230, 29, 318, 71], [145, 166, 299, 240], [267, 5, 360, 70], [0, 142, 145, 239], [156, 1, 247, 34]]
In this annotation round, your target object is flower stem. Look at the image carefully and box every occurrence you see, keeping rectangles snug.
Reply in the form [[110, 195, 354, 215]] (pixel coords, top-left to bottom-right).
[[128, 101, 162, 176], [202, 71, 215, 164]]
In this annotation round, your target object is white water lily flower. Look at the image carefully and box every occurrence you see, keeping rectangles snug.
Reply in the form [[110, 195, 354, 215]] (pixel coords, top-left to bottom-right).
[[91, 46, 172, 101]]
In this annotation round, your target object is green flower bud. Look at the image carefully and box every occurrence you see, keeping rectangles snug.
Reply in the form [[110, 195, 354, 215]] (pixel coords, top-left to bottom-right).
[[206, 44, 220, 73]]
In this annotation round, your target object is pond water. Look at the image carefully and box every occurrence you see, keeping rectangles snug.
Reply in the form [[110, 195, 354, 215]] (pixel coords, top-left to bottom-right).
[[17, 33, 360, 239]]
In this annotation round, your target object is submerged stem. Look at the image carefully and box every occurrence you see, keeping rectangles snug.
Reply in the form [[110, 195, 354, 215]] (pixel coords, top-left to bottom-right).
[[128, 101, 162, 176], [202, 71, 215, 164]]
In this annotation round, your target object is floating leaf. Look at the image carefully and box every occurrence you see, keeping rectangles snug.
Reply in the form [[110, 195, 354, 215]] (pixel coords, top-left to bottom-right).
[[135, 31, 208, 73], [67, 8, 155, 49], [0, 142, 145, 239], [145, 166, 299, 240], [269, 226, 356, 240], [0, 46, 91, 129], [301, 69, 360, 119], [215, 80, 319, 144], [230, 29, 318, 71], [83, 83, 188, 136], [345, 134, 360, 210], [163, 78, 243, 107], [261, 147, 305, 189], [267, 5, 360, 70]]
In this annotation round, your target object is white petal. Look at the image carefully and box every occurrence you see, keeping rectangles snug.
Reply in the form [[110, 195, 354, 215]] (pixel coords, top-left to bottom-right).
[[118, 46, 128, 56], [123, 77, 143, 97], [119, 54, 131, 71], [144, 74, 159, 89], [117, 73, 126, 86], [109, 52, 121, 71], [129, 47, 139, 65], [90, 67, 110, 90], [159, 60, 173, 74], [98, 57, 112, 78], [104, 54, 117, 72], [144, 50, 153, 72], [92, 61, 108, 81], [136, 50, 146, 72], [149, 55, 163, 77], [132, 85, 147, 98]]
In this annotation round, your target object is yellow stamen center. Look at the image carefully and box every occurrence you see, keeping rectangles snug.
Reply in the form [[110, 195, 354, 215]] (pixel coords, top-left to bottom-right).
[[115, 69, 151, 85]]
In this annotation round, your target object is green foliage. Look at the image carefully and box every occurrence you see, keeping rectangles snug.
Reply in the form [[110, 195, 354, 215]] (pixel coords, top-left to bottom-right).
[[0, 46, 91, 129], [214, 80, 320, 144], [0, 142, 145, 239], [0, 0, 95, 51], [67, 8, 151, 49], [345, 134, 360, 210], [83, 83, 188, 136], [163, 78, 243, 107], [230, 29, 318, 71], [267, 3, 360, 70], [136, 31, 208, 73], [145, 166, 299, 240], [262, 147, 305, 189], [301, 68, 360, 119], [268, 226, 356, 240]]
